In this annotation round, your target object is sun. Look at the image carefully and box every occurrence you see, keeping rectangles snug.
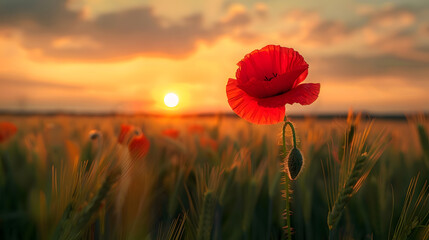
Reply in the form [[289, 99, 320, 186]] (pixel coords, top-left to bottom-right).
[[164, 93, 179, 108]]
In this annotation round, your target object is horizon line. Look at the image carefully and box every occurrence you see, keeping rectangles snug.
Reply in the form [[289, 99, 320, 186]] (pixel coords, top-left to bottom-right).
[[0, 110, 427, 120]]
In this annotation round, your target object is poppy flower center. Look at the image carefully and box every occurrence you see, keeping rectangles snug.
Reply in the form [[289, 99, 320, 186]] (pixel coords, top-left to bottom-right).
[[264, 73, 278, 81]]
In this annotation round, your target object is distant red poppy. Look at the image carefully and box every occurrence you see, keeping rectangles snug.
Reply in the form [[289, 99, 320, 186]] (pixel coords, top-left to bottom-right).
[[128, 134, 150, 159], [188, 124, 205, 135], [226, 45, 320, 124], [162, 128, 180, 139], [118, 124, 133, 144], [0, 122, 17, 143], [200, 136, 218, 151]]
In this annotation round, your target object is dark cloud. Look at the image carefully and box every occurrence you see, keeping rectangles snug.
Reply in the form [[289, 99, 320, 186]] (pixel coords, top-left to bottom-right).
[[0, 0, 253, 61], [254, 6, 268, 19], [365, 5, 415, 25], [283, 5, 428, 49], [422, 23, 429, 36], [282, 10, 357, 46], [311, 54, 429, 80], [307, 20, 353, 45], [0, 76, 85, 90], [234, 31, 260, 43], [0, 0, 78, 28]]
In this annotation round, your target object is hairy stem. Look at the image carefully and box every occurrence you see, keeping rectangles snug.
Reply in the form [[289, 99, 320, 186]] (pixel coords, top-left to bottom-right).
[[282, 116, 296, 240], [282, 121, 297, 149]]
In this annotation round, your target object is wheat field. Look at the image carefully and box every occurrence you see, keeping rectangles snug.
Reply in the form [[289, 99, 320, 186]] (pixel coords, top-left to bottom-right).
[[0, 114, 428, 239]]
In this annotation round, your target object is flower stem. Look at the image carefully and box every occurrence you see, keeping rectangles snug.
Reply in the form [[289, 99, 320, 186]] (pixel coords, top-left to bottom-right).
[[282, 116, 296, 240], [282, 120, 297, 149]]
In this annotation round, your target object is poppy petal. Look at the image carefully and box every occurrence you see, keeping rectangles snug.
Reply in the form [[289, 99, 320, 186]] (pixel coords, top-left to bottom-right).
[[0, 122, 17, 143], [237, 45, 308, 85], [227, 78, 285, 124], [129, 134, 150, 159], [258, 83, 320, 108], [118, 124, 133, 144], [200, 136, 218, 151], [162, 129, 180, 139], [188, 124, 205, 134], [292, 69, 309, 88], [237, 65, 308, 98]]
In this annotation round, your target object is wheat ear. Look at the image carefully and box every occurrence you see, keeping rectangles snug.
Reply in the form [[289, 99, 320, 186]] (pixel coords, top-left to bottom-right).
[[327, 154, 366, 229]]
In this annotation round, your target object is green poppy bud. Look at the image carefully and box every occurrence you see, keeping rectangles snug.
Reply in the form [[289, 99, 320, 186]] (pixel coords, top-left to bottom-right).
[[89, 130, 101, 140], [286, 147, 304, 180]]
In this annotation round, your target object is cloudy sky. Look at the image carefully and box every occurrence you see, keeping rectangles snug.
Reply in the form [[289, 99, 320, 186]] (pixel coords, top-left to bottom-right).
[[0, 0, 428, 114]]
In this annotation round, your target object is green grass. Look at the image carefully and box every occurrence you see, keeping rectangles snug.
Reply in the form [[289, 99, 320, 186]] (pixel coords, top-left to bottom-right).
[[0, 114, 428, 239]]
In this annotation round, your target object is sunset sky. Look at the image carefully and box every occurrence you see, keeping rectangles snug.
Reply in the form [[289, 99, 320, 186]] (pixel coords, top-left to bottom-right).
[[1, 0, 428, 114]]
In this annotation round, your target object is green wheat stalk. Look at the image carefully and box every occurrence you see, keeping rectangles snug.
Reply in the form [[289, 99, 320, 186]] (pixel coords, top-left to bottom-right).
[[183, 166, 221, 240], [54, 168, 121, 240], [325, 122, 387, 232], [51, 203, 74, 240], [74, 169, 120, 233], [327, 154, 366, 229], [196, 190, 215, 240], [417, 124, 429, 162], [242, 179, 258, 233], [391, 174, 429, 240], [423, 225, 429, 240], [408, 113, 429, 167], [219, 168, 236, 206], [156, 214, 187, 240]]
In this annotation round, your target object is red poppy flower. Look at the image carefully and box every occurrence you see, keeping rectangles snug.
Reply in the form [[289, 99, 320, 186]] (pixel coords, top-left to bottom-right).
[[162, 128, 180, 139], [118, 124, 133, 144], [226, 45, 320, 124], [0, 122, 17, 143], [200, 136, 218, 151], [187, 124, 205, 135], [128, 134, 150, 159]]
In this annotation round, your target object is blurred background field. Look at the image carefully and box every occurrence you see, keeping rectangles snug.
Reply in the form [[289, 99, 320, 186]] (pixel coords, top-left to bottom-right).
[[0, 114, 428, 239]]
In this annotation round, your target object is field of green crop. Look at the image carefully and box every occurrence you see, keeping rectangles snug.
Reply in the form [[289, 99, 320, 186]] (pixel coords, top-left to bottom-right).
[[0, 114, 428, 239]]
